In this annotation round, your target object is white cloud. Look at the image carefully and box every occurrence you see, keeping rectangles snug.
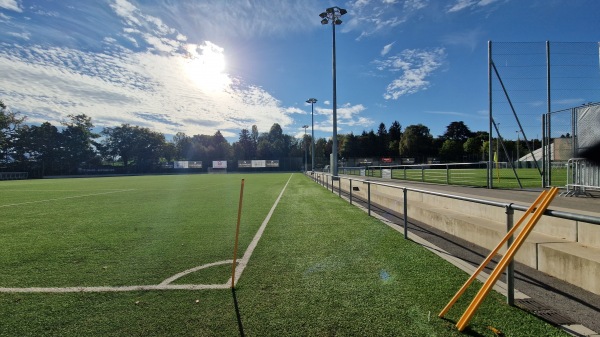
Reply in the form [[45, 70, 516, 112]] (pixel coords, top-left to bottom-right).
[[285, 107, 306, 115], [0, 0, 305, 140], [404, 0, 428, 10], [155, 0, 317, 40], [375, 47, 446, 99], [447, 0, 476, 12], [345, 0, 426, 39], [315, 103, 373, 133], [0, 0, 21, 12], [6, 31, 29, 40], [0, 40, 293, 139], [447, 0, 501, 13], [381, 42, 395, 56]]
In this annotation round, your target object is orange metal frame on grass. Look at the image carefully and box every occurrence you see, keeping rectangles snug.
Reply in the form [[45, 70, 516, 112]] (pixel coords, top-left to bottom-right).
[[438, 187, 558, 331]]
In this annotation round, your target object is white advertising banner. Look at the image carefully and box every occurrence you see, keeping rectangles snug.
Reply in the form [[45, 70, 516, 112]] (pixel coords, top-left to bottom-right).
[[174, 161, 188, 169], [252, 160, 266, 168], [213, 160, 227, 169]]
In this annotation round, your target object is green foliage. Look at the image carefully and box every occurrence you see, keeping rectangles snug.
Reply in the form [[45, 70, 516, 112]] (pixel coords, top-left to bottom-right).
[[443, 121, 473, 142], [0, 100, 27, 165], [401, 124, 434, 160], [102, 124, 166, 172]]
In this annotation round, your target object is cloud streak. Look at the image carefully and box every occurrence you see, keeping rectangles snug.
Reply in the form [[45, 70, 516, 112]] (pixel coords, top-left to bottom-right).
[[447, 0, 502, 13], [375, 47, 446, 99], [0, 0, 21, 12]]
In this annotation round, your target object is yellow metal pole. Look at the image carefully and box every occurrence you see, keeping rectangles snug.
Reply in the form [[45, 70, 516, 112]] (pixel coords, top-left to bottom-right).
[[231, 179, 245, 289], [456, 187, 557, 331], [438, 189, 549, 318], [494, 151, 499, 182]]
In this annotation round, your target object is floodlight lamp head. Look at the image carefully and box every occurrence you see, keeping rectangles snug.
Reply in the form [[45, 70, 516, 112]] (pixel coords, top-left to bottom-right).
[[339, 8, 347, 15], [334, 19, 342, 25], [319, 12, 327, 18], [321, 18, 328, 25], [326, 7, 334, 13], [306, 98, 317, 104]]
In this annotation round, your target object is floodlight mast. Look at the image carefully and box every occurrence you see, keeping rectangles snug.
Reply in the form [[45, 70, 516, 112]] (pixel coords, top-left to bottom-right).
[[319, 6, 346, 179], [306, 98, 317, 171], [303, 125, 309, 171]]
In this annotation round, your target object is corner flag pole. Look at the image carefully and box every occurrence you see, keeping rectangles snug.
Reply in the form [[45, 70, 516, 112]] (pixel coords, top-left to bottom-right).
[[231, 179, 245, 289]]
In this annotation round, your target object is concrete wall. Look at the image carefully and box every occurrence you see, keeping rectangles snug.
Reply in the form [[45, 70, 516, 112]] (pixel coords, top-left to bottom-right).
[[313, 173, 600, 295]]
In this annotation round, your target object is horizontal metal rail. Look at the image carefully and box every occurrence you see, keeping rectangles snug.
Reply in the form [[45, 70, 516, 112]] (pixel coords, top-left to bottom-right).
[[309, 171, 600, 307]]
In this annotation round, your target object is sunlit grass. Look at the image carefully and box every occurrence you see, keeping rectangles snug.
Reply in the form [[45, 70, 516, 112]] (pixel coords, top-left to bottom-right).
[[0, 174, 567, 336]]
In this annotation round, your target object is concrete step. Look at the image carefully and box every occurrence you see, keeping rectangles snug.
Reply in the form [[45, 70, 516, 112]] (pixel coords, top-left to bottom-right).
[[404, 198, 600, 294]]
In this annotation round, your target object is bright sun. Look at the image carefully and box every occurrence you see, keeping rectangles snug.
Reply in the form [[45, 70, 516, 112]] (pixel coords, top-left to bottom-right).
[[184, 42, 230, 92]]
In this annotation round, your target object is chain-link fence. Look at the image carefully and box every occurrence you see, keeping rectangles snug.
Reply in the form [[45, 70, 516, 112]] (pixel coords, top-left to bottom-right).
[[489, 42, 600, 188]]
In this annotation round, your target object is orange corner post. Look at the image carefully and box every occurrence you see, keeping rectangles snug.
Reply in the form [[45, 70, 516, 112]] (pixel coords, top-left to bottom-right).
[[231, 179, 245, 289]]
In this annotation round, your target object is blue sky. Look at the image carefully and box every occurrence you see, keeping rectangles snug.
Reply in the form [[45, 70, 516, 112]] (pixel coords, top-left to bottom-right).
[[1, 0, 599, 143]]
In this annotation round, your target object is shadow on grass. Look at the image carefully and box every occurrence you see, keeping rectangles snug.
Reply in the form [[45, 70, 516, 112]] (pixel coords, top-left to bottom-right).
[[439, 317, 488, 337], [232, 288, 245, 337]]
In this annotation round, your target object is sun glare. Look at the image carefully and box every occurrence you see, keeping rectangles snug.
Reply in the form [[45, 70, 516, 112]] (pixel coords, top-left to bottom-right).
[[184, 42, 230, 92]]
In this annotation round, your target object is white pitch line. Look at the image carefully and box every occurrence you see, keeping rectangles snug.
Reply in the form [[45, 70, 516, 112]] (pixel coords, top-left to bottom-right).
[[228, 173, 293, 286], [0, 284, 231, 293], [0, 189, 136, 208], [0, 174, 294, 293], [160, 260, 233, 285]]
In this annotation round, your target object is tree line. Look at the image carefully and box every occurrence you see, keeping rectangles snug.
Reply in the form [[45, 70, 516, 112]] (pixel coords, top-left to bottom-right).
[[1, 100, 531, 177]]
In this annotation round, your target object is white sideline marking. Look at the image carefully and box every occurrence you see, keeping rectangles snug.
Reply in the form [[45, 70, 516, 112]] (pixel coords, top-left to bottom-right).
[[0, 174, 293, 293], [0, 189, 136, 208], [229, 173, 293, 286]]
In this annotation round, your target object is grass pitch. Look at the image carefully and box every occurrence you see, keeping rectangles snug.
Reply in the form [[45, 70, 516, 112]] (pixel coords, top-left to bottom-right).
[[0, 173, 568, 336]]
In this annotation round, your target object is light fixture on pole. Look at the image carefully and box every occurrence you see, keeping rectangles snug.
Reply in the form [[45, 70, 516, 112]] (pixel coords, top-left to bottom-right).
[[306, 98, 317, 171], [319, 6, 346, 179], [302, 125, 309, 172]]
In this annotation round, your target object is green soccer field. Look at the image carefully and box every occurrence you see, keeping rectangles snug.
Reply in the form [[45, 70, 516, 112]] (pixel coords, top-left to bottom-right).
[[0, 173, 289, 289], [379, 167, 567, 188], [0, 173, 568, 336]]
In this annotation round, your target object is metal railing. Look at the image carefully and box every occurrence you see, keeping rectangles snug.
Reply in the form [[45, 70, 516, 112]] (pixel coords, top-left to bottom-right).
[[309, 171, 600, 305], [563, 158, 600, 197], [339, 162, 493, 188]]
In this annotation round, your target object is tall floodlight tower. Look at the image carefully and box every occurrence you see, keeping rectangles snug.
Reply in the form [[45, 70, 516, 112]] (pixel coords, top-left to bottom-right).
[[319, 6, 346, 178], [306, 98, 317, 171]]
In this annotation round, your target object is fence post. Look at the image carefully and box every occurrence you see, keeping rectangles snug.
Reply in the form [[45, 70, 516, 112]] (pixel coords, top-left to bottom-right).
[[403, 188, 408, 239], [446, 164, 450, 185], [367, 181, 371, 216], [349, 179, 353, 205], [421, 167, 425, 182], [506, 204, 515, 306], [338, 177, 341, 197]]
